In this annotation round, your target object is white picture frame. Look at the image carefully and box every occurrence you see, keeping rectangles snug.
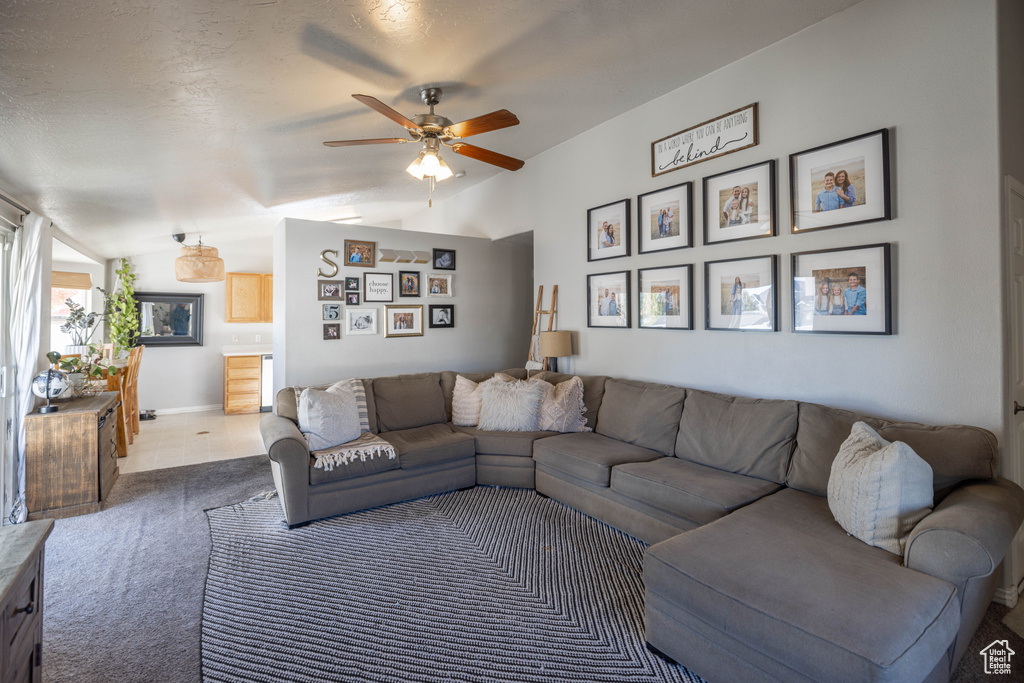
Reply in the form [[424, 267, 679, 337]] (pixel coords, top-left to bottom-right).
[[426, 273, 453, 298], [363, 272, 394, 302], [385, 305, 424, 338], [345, 308, 378, 336]]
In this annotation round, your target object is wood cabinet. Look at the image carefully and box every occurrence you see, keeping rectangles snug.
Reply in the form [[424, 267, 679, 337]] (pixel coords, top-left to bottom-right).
[[0, 520, 52, 683], [224, 355, 262, 415], [24, 392, 119, 521], [225, 272, 272, 323]]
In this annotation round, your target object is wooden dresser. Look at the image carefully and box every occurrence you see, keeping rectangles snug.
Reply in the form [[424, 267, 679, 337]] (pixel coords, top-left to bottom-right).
[[24, 392, 119, 520], [224, 355, 262, 414], [0, 519, 53, 683]]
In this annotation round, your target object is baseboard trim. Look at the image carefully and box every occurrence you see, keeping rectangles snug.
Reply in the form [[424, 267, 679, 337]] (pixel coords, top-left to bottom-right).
[[148, 404, 223, 415], [995, 585, 1019, 608]]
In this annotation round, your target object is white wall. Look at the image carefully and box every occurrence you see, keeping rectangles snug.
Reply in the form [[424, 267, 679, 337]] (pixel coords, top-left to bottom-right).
[[131, 237, 274, 412], [273, 218, 533, 390], [403, 0, 1005, 434]]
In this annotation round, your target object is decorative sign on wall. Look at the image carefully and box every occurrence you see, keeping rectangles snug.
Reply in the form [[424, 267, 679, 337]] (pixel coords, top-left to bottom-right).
[[651, 103, 758, 178]]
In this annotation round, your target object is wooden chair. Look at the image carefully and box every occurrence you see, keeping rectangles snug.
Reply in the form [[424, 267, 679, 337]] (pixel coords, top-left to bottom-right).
[[106, 368, 130, 456], [101, 343, 114, 362], [51, 353, 80, 370], [124, 346, 144, 436]]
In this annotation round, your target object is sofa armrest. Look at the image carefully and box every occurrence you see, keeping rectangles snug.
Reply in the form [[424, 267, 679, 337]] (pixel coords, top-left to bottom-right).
[[905, 478, 1024, 586], [259, 414, 311, 526]]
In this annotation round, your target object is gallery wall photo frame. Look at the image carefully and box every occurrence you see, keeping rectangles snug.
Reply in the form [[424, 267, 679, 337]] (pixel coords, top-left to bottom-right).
[[344, 277, 360, 291], [385, 305, 424, 338], [792, 243, 892, 335], [347, 292, 360, 305], [432, 249, 456, 270], [705, 255, 778, 332], [318, 280, 344, 301], [587, 270, 631, 328], [344, 239, 376, 267], [638, 264, 693, 330], [426, 273, 453, 297], [637, 182, 693, 254], [429, 304, 454, 329], [790, 128, 891, 234], [363, 272, 394, 302], [399, 270, 420, 297], [323, 323, 340, 340], [322, 303, 341, 321], [346, 307, 378, 336], [703, 159, 776, 245], [587, 198, 631, 261]]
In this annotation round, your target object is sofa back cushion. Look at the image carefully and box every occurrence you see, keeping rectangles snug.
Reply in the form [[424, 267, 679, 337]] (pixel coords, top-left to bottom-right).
[[275, 379, 378, 433], [787, 402, 998, 498], [535, 372, 608, 430], [675, 389, 797, 484], [595, 379, 685, 456], [373, 373, 447, 432], [440, 369, 528, 420]]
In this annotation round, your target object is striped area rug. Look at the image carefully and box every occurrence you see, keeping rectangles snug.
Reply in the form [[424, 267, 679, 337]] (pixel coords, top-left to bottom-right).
[[202, 487, 703, 683]]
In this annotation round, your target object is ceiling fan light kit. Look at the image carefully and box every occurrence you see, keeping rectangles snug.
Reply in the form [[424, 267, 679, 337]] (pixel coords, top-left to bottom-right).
[[175, 237, 226, 283]]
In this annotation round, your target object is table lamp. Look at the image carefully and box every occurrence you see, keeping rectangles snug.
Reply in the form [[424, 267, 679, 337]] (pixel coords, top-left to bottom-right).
[[539, 331, 573, 372]]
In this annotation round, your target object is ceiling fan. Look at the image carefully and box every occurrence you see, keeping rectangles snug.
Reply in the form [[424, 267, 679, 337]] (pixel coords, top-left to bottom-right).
[[323, 87, 525, 181]]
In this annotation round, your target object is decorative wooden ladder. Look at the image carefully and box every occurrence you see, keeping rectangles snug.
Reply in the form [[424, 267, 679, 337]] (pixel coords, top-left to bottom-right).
[[527, 285, 558, 371]]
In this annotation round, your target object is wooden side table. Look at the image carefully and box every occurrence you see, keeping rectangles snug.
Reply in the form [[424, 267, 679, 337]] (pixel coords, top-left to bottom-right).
[[0, 519, 53, 682]]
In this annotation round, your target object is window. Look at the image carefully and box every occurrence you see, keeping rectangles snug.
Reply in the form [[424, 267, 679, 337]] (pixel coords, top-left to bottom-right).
[[50, 281, 94, 350]]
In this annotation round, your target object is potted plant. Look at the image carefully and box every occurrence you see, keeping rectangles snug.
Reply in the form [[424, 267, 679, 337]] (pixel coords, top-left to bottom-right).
[[47, 345, 113, 397], [59, 299, 101, 355], [99, 257, 140, 357]]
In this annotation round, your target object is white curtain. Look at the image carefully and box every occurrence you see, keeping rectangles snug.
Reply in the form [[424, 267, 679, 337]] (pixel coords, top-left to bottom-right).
[[8, 213, 49, 523]]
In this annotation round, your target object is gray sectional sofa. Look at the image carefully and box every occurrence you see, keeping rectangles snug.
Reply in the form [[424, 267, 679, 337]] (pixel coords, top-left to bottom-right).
[[259, 369, 1024, 683]]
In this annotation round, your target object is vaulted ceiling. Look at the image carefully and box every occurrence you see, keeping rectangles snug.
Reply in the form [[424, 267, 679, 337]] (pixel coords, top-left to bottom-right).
[[0, 0, 860, 257]]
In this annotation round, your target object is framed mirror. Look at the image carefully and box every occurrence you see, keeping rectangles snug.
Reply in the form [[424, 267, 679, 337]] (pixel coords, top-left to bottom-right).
[[134, 292, 204, 346]]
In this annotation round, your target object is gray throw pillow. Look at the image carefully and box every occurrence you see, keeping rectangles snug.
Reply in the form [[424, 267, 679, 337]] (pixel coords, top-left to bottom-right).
[[298, 387, 361, 451]]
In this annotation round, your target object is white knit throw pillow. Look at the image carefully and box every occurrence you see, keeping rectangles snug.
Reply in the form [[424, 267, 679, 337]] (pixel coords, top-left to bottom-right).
[[477, 377, 546, 432], [530, 376, 591, 433], [452, 375, 484, 427], [298, 387, 361, 451], [827, 422, 933, 556]]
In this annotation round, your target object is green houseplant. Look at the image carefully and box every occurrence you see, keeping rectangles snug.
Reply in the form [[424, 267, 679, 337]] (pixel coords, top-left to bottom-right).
[[59, 299, 101, 346], [100, 257, 140, 357]]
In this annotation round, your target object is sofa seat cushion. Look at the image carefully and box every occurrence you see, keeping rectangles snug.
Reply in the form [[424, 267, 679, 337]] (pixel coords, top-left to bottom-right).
[[380, 423, 476, 469], [595, 379, 685, 456], [645, 488, 959, 682], [533, 432, 662, 487], [452, 425, 557, 457], [611, 458, 780, 526], [309, 452, 400, 485], [373, 373, 447, 432]]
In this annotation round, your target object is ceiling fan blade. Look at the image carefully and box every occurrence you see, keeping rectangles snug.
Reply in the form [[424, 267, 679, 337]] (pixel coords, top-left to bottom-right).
[[323, 137, 410, 147], [445, 110, 519, 138], [352, 94, 423, 133], [451, 143, 525, 171]]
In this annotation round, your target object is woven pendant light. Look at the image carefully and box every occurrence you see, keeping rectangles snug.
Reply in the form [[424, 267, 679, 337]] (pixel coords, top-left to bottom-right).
[[175, 238, 225, 283]]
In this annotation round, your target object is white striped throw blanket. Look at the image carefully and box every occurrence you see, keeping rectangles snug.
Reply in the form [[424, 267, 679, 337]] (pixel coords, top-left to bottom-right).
[[311, 431, 397, 472]]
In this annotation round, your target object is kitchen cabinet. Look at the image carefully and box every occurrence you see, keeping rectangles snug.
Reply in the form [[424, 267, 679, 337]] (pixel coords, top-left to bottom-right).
[[225, 272, 272, 323]]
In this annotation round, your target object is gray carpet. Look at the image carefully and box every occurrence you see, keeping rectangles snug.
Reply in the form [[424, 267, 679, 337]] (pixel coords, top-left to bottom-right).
[[43, 456, 273, 683], [203, 486, 702, 683], [39, 455, 1023, 682]]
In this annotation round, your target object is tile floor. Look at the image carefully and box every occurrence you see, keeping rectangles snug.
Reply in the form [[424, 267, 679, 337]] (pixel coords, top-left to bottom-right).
[[118, 409, 267, 474]]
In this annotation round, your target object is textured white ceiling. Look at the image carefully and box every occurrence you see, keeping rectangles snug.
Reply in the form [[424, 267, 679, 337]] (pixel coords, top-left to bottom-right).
[[0, 0, 860, 257]]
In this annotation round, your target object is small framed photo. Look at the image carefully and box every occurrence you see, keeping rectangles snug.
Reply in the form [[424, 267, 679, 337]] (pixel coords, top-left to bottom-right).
[[637, 182, 692, 254], [364, 272, 394, 302], [323, 323, 340, 340], [432, 249, 456, 270], [344, 277, 360, 291], [638, 264, 693, 330], [426, 273, 453, 298], [587, 199, 631, 261], [346, 292, 360, 305], [587, 270, 631, 328], [344, 239, 376, 268], [346, 308, 377, 336], [322, 303, 341, 321], [703, 159, 776, 245], [792, 243, 891, 335], [790, 129, 891, 233], [385, 305, 423, 337], [318, 280, 343, 301], [399, 271, 420, 297], [429, 304, 454, 329], [705, 255, 778, 332]]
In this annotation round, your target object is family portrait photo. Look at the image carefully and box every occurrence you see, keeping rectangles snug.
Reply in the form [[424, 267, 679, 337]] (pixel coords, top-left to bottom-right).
[[318, 280, 343, 301], [705, 256, 777, 331], [426, 273, 452, 297], [400, 271, 420, 297], [323, 323, 340, 340], [702, 160, 775, 244], [345, 277, 360, 291], [429, 304, 454, 329], [346, 292, 359, 305], [792, 243, 891, 335], [790, 129, 891, 233], [587, 199, 630, 261], [587, 271, 630, 328], [345, 308, 377, 335], [344, 239, 375, 267], [638, 182, 691, 253], [385, 305, 423, 337], [639, 264, 692, 329]]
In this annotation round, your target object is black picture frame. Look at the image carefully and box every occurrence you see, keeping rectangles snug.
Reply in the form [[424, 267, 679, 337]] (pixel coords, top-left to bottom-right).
[[134, 292, 204, 347], [399, 270, 421, 297], [587, 198, 631, 261], [637, 181, 693, 254], [702, 159, 776, 245], [429, 304, 454, 329], [704, 255, 778, 332], [638, 264, 694, 330], [789, 128, 891, 234], [346, 292, 360, 305], [344, 277, 360, 291], [791, 243, 892, 335], [323, 323, 340, 340], [432, 249, 456, 270], [587, 270, 631, 328]]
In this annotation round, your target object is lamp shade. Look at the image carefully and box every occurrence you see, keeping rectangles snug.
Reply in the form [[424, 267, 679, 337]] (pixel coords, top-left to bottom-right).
[[175, 243, 225, 283], [539, 330, 572, 358]]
